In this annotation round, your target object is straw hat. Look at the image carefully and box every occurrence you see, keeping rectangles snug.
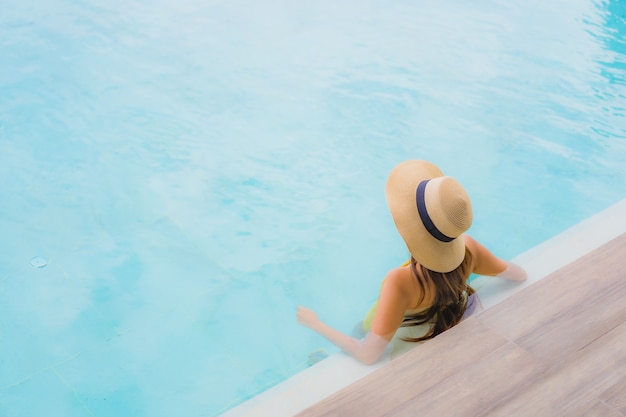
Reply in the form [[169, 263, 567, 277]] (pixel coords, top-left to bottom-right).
[[385, 160, 473, 273]]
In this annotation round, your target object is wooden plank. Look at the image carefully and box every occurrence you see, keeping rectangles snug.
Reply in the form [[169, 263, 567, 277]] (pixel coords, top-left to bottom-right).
[[512, 276, 626, 363], [478, 233, 626, 342], [599, 376, 626, 415], [556, 399, 624, 417], [486, 320, 626, 417], [296, 318, 508, 417], [388, 343, 542, 417]]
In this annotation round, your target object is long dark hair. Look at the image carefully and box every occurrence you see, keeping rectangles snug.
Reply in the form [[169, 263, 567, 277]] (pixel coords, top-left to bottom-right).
[[400, 247, 475, 342]]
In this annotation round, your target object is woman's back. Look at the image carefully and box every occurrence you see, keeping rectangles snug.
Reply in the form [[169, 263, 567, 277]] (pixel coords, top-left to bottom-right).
[[296, 160, 526, 365]]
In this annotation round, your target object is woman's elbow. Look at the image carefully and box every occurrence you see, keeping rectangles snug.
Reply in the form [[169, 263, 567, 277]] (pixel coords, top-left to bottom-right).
[[353, 332, 390, 364], [361, 355, 381, 365], [355, 352, 381, 365]]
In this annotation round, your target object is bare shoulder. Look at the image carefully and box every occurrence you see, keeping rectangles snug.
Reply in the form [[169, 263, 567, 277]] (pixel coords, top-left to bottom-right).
[[463, 234, 508, 276], [382, 265, 415, 293], [371, 266, 415, 339], [463, 234, 480, 252]]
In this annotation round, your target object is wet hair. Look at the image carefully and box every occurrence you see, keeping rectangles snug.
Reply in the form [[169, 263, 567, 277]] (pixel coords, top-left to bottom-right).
[[400, 247, 475, 342]]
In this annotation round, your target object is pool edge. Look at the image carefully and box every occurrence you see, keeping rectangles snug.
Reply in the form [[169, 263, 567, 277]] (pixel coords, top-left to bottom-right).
[[220, 197, 626, 417]]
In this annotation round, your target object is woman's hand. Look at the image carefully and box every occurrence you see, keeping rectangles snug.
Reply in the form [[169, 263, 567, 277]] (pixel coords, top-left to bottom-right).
[[296, 306, 321, 330]]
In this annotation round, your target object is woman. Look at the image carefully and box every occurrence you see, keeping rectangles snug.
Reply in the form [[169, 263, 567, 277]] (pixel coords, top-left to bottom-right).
[[296, 160, 526, 365]]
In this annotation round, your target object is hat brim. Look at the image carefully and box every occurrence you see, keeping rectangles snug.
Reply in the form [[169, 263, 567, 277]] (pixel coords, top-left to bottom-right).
[[385, 160, 466, 273]]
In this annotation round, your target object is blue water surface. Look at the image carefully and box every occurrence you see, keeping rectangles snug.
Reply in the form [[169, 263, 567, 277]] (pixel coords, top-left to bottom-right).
[[1, 0, 626, 416]]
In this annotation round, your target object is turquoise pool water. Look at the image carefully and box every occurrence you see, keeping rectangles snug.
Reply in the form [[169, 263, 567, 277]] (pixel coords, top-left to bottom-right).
[[1, 0, 626, 416]]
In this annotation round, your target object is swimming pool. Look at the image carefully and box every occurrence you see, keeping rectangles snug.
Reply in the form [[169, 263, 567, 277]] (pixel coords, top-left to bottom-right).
[[1, 0, 625, 416]]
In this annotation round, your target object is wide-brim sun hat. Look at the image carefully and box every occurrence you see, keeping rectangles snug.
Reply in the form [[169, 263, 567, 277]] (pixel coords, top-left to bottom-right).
[[385, 160, 473, 273]]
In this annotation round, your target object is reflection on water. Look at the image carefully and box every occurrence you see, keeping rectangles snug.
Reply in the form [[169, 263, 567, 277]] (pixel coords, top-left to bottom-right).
[[1, 0, 626, 416]]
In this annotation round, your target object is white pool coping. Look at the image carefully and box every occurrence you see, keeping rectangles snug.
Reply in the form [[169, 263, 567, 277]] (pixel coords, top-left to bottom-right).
[[221, 197, 626, 417]]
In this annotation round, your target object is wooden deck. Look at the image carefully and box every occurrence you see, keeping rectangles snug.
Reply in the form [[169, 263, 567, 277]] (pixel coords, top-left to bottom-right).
[[296, 232, 626, 417]]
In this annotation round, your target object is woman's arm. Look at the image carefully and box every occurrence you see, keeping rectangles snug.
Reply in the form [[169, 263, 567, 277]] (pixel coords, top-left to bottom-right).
[[296, 268, 412, 365], [464, 235, 527, 281], [296, 307, 390, 364]]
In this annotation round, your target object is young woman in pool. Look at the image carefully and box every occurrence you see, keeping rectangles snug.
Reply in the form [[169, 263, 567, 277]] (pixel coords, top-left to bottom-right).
[[296, 160, 527, 364]]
